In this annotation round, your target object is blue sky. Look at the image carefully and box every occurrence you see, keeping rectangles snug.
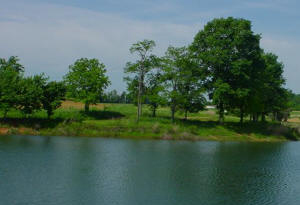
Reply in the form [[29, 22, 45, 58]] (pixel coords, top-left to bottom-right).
[[1, 0, 300, 93]]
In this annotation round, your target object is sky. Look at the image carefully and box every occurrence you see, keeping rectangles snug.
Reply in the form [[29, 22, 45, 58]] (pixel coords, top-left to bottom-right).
[[0, 0, 299, 93]]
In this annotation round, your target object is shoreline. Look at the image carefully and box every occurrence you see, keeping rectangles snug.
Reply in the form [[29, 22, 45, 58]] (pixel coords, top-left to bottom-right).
[[1, 103, 299, 143], [0, 126, 292, 142]]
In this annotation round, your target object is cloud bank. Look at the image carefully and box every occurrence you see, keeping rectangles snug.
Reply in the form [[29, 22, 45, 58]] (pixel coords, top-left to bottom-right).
[[0, 1, 299, 93]]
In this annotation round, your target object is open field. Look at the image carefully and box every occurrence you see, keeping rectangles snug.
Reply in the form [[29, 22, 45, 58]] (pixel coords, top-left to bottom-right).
[[0, 102, 300, 141]]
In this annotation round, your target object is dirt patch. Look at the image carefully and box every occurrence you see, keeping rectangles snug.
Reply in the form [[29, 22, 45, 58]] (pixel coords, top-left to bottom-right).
[[0, 128, 9, 135], [288, 118, 300, 123], [60, 101, 108, 110]]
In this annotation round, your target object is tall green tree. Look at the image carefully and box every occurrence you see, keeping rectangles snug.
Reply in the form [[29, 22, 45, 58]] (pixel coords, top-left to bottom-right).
[[124, 39, 156, 122], [0, 56, 24, 72], [161, 46, 205, 122], [17, 74, 47, 116], [177, 49, 206, 120], [259, 52, 287, 121], [64, 58, 110, 112], [42, 81, 66, 118], [0, 56, 24, 118], [145, 71, 166, 117], [161, 46, 184, 122], [191, 17, 263, 124], [124, 76, 140, 105]]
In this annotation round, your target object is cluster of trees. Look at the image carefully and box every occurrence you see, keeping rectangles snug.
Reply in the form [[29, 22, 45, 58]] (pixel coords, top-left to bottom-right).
[[0, 57, 110, 118], [124, 17, 291, 123], [0, 56, 66, 119], [288, 93, 300, 111], [124, 41, 206, 122], [101, 90, 131, 104], [64, 58, 110, 112], [1, 17, 296, 124]]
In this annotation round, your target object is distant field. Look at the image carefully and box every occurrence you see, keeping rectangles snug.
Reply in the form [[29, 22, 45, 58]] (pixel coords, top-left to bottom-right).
[[0, 102, 299, 141], [289, 111, 300, 123], [60, 100, 107, 110]]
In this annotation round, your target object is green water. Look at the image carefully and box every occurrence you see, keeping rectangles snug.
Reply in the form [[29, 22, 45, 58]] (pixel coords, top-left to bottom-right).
[[1, 135, 300, 205]]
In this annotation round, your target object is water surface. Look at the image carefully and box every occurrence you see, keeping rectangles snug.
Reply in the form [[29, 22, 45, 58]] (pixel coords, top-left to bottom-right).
[[1, 135, 300, 205]]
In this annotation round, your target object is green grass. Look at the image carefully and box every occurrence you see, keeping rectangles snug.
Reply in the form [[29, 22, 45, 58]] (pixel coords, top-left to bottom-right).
[[1, 103, 300, 141]]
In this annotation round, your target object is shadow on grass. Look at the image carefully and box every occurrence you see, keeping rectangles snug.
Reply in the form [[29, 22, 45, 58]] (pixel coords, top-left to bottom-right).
[[178, 118, 219, 129], [80, 110, 125, 120], [0, 110, 125, 129], [0, 117, 64, 129], [224, 122, 299, 141], [178, 118, 299, 141]]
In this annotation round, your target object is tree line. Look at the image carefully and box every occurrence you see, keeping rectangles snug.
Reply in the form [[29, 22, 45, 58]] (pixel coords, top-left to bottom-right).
[[124, 17, 291, 123], [0, 57, 110, 118], [0, 17, 296, 123]]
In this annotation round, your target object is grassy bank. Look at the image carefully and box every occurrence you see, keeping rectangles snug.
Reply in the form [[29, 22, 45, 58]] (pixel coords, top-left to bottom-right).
[[1, 101, 300, 141]]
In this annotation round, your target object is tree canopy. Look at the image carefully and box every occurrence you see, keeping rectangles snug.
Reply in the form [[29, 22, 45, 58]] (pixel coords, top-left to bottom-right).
[[124, 39, 157, 122], [64, 58, 110, 112]]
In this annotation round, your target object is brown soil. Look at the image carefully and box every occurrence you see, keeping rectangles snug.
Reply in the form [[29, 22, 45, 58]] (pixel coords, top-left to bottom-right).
[[0, 128, 9, 135], [60, 101, 108, 110], [288, 118, 300, 123]]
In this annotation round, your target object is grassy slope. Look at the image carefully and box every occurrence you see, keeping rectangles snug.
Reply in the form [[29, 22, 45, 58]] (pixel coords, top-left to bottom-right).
[[0, 101, 300, 141]]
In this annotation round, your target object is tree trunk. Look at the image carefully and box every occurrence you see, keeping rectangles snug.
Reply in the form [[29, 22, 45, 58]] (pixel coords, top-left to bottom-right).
[[47, 110, 52, 119], [218, 103, 224, 124], [184, 109, 188, 120], [240, 108, 244, 124], [3, 109, 8, 119], [137, 73, 144, 123], [261, 113, 266, 122], [152, 107, 156, 117], [84, 102, 89, 112], [171, 106, 175, 123], [272, 112, 276, 121], [253, 113, 258, 122]]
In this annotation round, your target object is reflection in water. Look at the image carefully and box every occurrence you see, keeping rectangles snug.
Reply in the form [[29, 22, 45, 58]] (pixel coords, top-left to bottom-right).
[[0, 136, 300, 205], [209, 143, 287, 205]]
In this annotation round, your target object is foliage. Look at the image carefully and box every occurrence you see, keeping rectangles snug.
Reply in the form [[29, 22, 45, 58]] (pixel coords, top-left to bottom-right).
[[17, 74, 48, 116], [288, 93, 300, 111], [64, 58, 110, 112], [191, 17, 266, 123], [124, 39, 157, 122], [42, 81, 66, 118], [161, 46, 205, 122], [0, 56, 24, 72], [0, 64, 23, 118], [144, 71, 167, 117], [124, 76, 140, 105], [101, 90, 130, 104], [258, 52, 288, 121]]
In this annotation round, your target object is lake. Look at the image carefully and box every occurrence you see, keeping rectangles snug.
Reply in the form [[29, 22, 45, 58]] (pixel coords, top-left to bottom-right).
[[1, 135, 300, 205]]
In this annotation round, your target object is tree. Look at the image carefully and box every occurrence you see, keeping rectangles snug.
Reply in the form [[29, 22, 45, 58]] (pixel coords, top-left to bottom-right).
[[0, 57, 24, 118], [120, 91, 129, 104], [64, 58, 110, 112], [124, 39, 156, 122], [259, 52, 287, 121], [0, 68, 22, 118], [42, 81, 66, 118], [288, 92, 300, 111], [124, 76, 140, 105], [0, 56, 24, 72], [145, 71, 166, 117], [191, 17, 263, 124], [177, 49, 206, 120], [17, 74, 47, 116], [162, 46, 206, 122]]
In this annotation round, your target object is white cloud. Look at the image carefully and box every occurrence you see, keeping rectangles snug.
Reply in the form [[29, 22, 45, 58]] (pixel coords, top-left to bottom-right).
[[1, 1, 299, 93], [261, 35, 300, 92], [0, 2, 201, 91]]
